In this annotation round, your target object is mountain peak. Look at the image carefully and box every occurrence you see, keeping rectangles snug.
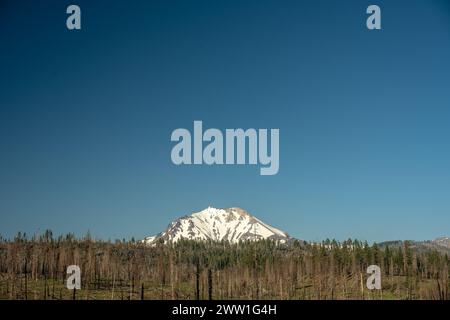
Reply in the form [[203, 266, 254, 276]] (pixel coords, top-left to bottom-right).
[[434, 237, 450, 248], [143, 207, 291, 245]]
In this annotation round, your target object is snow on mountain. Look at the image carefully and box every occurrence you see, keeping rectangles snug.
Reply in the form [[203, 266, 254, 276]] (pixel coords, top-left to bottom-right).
[[433, 237, 450, 248], [143, 207, 291, 245]]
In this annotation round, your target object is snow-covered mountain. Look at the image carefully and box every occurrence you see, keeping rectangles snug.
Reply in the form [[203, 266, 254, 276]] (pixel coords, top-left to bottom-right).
[[433, 237, 450, 248], [143, 207, 291, 245]]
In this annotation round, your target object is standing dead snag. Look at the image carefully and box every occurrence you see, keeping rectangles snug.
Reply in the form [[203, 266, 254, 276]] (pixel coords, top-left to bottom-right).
[[208, 268, 213, 300], [195, 259, 200, 300]]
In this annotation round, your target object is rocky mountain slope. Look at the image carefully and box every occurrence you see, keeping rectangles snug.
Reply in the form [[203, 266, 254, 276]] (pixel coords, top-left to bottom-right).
[[143, 207, 292, 245]]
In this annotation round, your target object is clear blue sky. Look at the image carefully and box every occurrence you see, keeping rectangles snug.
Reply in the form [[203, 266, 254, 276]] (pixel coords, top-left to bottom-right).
[[1, 0, 449, 242]]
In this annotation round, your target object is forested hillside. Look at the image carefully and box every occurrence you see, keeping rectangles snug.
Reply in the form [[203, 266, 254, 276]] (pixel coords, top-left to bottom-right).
[[0, 231, 448, 300]]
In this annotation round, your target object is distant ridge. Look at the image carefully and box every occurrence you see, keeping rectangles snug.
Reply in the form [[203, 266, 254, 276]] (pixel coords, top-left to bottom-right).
[[379, 237, 450, 254]]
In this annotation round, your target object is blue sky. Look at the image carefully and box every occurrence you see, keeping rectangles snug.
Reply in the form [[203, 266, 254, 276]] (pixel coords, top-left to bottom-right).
[[0, 0, 449, 242]]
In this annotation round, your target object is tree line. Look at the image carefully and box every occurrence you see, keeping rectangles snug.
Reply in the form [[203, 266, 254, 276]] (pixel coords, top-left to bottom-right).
[[0, 231, 448, 300]]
